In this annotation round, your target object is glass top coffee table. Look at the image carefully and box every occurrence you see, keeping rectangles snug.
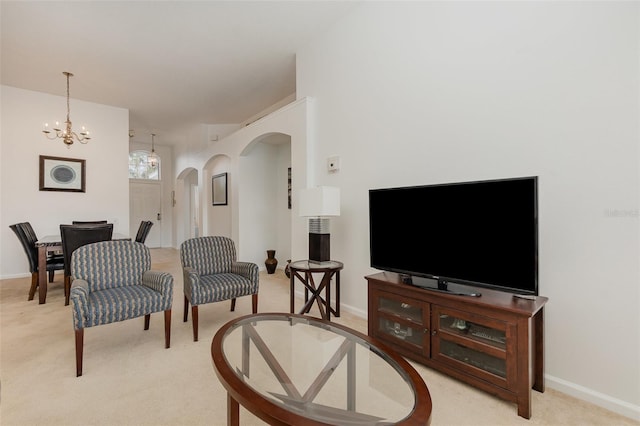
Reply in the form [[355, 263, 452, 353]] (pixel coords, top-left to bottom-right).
[[211, 313, 432, 425]]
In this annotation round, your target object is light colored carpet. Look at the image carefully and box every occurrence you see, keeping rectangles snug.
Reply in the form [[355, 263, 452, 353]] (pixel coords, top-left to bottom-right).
[[0, 248, 634, 426]]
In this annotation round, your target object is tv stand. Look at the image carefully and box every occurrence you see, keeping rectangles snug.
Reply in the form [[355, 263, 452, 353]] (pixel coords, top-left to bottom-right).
[[400, 274, 481, 297], [367, 271, 548, 419]]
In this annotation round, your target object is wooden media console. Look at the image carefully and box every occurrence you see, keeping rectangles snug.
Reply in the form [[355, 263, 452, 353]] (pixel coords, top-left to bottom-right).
[[366, 272, 548, 419]]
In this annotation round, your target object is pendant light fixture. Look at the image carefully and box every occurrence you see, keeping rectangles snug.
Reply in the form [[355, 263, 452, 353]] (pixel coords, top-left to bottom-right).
[[42, 71, 91, 147], [148, 133, 158, 167]]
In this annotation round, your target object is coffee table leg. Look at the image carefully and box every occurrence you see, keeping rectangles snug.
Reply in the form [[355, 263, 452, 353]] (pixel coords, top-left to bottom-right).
[[347, 340, 356, 411], [227, 393, 239, 426]]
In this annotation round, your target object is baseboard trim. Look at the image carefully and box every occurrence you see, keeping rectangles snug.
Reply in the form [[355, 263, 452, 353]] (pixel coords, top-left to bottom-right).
[[0, 272, 31, 280], [546, 374, 640, 421]]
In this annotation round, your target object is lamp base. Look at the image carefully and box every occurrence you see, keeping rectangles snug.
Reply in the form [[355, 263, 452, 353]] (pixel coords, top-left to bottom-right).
[[309, 233, 330, 262]]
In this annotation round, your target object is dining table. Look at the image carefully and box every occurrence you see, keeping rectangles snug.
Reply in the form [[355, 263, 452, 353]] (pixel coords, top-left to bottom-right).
[[35, 233, 129, 304]]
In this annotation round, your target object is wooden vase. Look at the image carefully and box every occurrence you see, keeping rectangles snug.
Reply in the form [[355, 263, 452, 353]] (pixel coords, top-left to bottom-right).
[[265, 250, 278, 274]]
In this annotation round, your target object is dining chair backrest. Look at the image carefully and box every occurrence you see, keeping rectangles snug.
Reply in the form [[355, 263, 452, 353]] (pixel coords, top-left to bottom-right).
[[9, 222, 38, 273], [60, 224, 114, 277], [134, 221, 153, 244], [71, 220, 108, 225]]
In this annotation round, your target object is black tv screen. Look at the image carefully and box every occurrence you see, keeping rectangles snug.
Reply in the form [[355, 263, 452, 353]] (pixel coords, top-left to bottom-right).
[[369, 177, 538, 295]]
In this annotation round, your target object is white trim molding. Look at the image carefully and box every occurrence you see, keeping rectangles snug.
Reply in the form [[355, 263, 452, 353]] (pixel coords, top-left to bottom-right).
[[546, 374, 640, 421]]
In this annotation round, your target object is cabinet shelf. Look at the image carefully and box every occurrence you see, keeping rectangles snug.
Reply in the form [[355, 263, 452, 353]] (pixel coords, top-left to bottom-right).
[[367, 272, 547, 419]]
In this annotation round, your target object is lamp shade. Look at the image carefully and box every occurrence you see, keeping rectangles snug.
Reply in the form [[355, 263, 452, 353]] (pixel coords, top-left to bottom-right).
[[299, 186, 340, 217]]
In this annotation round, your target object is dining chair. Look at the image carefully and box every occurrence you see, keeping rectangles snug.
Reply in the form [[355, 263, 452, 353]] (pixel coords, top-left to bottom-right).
[[180, 236, 259, 341], [60, 224, 113, 306], [70, 240, 173, 376], [9, 222, 65, 301], [71, 220, 108, 225], [134, 220, 153, 244]]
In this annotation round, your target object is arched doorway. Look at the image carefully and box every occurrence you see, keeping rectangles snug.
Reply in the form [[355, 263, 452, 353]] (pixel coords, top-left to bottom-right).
[[238, 132, 292, 269], [176, 167, 199, 247]]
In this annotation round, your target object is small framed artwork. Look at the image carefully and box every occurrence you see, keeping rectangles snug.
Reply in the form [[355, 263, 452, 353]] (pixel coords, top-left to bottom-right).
[[212, 172, 228, 206], [39, 155, 86, 192], [287, 167, 292, 209]]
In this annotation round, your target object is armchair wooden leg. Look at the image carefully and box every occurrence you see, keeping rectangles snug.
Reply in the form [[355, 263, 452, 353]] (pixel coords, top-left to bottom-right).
[[252, 294, 258, 314], [192, 305, 199, 342], [48, 270, 54, 283], [28, 272, 38, 301], [164, 310, 171, 348], [144, 314, 150, 330], [183, 296, 189, 322], [75, 328, 84, 377], [64, 275, 71, 306], [230, 298, 236, 312]]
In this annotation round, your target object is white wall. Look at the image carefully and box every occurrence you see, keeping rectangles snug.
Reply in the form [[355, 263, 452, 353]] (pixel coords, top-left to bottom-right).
[[275, 142, 292, 266], [239, 143, 280, 267], [1, 85, 130, 278], [296, 1, 639, 419], [204, 154, 232, 237]]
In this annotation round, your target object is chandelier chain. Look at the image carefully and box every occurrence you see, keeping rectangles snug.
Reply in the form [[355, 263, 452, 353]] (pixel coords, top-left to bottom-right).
[[42, 71, 91, 147]]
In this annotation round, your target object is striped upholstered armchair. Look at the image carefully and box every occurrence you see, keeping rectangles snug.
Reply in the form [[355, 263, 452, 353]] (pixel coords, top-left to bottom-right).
[[180, 236, 259, 341], [70, 240, 173, 376]]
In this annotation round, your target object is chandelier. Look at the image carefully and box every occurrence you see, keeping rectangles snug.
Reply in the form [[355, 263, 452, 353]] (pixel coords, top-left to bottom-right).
[[148, 133, 158, 167], [42, 71, 91, 147]]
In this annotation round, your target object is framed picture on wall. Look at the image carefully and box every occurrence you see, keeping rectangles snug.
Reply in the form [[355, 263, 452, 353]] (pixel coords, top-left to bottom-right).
[[288, 167, 292, 209], [39, 155, 86, 192], [212, 172, 228, 206]]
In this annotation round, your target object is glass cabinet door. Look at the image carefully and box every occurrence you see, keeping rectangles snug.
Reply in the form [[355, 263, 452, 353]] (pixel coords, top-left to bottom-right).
[[432, 306, 513, 388], [378, 296, 423, 323], [373, 293, 429, 356], [438, 312, 506, 349], [377, 317, 425, 347]]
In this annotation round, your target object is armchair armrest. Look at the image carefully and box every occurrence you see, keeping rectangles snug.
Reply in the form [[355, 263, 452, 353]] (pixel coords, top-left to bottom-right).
[[142, 271, 173, 311], [142, 270, 174, 296], [70, 279, 90, 330], [232, 261, 259, 292], [182, 266, 200, 301]]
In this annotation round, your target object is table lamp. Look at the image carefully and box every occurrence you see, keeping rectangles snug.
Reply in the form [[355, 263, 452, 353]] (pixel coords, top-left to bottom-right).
[[299, 186, 340, 263]]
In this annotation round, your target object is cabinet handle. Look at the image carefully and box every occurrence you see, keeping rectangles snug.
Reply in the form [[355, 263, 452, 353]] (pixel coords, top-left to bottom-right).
[[431, 330, 437, 336]]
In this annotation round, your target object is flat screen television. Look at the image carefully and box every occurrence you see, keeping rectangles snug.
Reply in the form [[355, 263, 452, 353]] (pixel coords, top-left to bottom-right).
[[369, 176, 538, 296]]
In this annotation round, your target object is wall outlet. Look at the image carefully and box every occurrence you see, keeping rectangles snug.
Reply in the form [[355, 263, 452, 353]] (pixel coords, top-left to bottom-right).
[[327, 156, 340, 172]]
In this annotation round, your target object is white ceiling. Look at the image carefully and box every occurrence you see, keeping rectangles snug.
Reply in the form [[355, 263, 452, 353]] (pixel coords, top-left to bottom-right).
[[1, 1, 358, 145]]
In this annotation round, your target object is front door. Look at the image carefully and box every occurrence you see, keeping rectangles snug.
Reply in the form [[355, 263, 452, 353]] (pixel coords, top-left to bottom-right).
[[130, 181, 162, 247]]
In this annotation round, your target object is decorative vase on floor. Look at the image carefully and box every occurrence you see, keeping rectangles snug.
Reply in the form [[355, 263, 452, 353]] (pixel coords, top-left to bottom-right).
[[265, 250, 278, 274]]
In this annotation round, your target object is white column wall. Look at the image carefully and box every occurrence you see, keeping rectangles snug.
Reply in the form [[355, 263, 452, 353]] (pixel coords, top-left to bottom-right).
[[295, 1, 639, 419]]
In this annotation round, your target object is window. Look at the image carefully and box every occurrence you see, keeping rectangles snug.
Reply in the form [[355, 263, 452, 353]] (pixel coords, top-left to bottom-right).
[[129, 150, 160, 180]]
